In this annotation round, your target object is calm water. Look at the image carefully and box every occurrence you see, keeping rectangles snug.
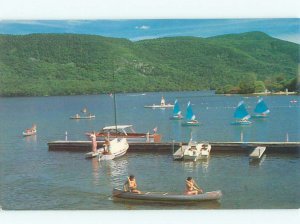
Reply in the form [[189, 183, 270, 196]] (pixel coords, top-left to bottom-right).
[[0, 91, 299, 209]]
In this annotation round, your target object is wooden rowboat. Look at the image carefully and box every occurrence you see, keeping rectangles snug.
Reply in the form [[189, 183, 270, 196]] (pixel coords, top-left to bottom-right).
[[112, 188, 222, 202]]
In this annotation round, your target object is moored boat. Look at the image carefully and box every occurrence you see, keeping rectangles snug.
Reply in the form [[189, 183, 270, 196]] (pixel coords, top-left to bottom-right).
[[86, 125, 161, 143], [173, 141, 211, 161], [98, 138, 129, 161], [112, 188, 222, 202]]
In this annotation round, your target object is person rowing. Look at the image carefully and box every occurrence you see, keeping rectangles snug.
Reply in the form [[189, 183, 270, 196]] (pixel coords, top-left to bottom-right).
[[185, 177, 203, 195], [123, 175, 141, 194]]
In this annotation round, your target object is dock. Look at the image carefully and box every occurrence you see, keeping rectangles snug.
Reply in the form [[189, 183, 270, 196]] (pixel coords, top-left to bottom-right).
[[48, 141, 300, 154], [249, 146, 267, 159]]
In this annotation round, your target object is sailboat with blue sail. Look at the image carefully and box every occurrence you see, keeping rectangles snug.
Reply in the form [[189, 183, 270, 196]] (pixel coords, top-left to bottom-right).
[[231, 101, 252, 125], [170, 99, 183, 120], [252, 98, 270, 118], [182, 101, 199, 126]]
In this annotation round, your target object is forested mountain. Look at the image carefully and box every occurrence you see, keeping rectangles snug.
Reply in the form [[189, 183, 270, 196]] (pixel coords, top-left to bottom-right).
[[0, 32, 298, 96]]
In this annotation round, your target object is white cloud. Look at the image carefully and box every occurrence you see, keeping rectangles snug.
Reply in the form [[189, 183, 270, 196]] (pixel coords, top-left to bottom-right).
[[135, 25, 150, 30]]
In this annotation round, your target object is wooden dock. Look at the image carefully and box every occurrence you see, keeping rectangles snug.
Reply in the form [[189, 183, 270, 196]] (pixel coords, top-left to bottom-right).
[[47, 141, 300, 154]]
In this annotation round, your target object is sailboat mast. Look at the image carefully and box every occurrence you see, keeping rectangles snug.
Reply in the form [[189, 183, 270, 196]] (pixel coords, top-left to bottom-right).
[[113, 66, 118, 136]]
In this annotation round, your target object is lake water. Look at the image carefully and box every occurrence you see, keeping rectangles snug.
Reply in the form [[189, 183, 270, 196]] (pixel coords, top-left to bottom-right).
[[0, 91, 299, 209]]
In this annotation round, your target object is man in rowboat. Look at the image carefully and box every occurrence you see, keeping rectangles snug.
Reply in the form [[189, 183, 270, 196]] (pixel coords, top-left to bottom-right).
[[123, 175, 141, 194], [185, 177, 203, 195]]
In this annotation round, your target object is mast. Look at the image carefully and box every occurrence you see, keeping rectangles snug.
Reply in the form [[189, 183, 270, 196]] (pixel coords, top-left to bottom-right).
[[113, 64, 118, 137]]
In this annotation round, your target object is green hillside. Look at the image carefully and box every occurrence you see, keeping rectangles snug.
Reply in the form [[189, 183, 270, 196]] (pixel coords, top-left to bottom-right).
[[0, 32, 298, 96]]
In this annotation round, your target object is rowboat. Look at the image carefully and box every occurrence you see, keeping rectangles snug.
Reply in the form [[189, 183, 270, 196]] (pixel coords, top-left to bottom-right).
[[173, 141, 212, 161], [22, 129, 37, 137], [70, 114, 95, 119], [144, 96, 174, 109], [112, 188, 222, 202], [22, 124, 37, 137]]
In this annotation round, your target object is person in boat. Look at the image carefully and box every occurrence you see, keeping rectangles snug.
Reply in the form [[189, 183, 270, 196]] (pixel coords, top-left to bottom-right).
[[123, 175, 141, 194], [75, 113, 80, 118], [185, 177, 203, 195]]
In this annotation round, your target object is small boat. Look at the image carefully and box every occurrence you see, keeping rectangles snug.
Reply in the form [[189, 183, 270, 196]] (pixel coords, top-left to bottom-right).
[[98, 138, 129, 161], [170, 99, 183, 120], [22, 124, 37, 137], [86, 125, 161, 143], [252, 98, 270, 118], [231, 101, 252, 125], [85, 149, 104, 159], [112, 188, 222, 202], [290, 99, 298, 103], [173, 141, 211, 161], [70, 114, 95, 119], [144, 96, 174, 109], [182, 101, 199, 126]]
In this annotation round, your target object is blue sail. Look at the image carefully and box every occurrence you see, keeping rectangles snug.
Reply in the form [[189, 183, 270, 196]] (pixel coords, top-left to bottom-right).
[[173, 99, 181, 116], [254, 98, 270, 114], [186, 101, 196, 121], [234, 101, 251, 120]]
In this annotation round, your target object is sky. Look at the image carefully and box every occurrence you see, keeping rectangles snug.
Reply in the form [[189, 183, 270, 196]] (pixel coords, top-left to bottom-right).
[[0, 19, 299, 43]]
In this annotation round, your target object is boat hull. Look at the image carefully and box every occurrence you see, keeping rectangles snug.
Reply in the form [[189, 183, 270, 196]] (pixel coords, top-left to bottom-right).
[[112, 188, 222, 202], [70, 115, 95, 119], [182, 121, 200, 126], [144, 104, 174, 109], [22, 130, 37, 137], [231, 120, 252, 125]]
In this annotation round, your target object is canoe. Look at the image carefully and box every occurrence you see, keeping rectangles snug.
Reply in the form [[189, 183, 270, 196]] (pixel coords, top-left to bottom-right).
[[112, 188, 222, 202]]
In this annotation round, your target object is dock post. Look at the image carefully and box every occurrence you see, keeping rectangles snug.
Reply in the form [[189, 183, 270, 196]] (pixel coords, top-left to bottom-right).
[[146, 132, 150, 143], [286, 133, 289, 142], [65, 131, 68, 141], [240, 131, 244, 142]]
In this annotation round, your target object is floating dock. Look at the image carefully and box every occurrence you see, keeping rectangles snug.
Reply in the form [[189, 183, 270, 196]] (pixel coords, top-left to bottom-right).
[[249, 146, 267, 159], [47, 141, 300, 154]]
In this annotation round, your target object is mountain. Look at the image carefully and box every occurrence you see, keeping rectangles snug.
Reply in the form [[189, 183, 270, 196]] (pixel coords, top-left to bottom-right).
[[0, 32, 298, 96]]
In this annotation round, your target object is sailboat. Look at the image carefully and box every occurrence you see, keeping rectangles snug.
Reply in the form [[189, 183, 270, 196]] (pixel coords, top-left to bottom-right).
[[170, 99, 183, 120], [98, 68, 129, 161], [231, 101, 252, 125], [252, 98, 270, 118], [182, 101, 199, 126]]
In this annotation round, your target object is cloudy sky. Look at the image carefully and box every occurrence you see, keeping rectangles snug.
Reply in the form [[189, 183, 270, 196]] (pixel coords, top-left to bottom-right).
[[0, 19, 299, 43]]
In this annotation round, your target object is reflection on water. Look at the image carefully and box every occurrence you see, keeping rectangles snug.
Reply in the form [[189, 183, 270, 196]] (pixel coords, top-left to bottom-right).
[[182, 157, 210, 174], [23, 134, 37, 144], [98, 157, 129, 188], [249, 154, 267, 167]]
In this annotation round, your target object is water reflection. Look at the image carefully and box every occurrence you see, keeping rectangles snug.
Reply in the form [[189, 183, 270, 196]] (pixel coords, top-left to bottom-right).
[[249, 154, 267, 167], [182, 157, 210, 174], [98, 157, 129, 188], [23, 134, 37, 144]]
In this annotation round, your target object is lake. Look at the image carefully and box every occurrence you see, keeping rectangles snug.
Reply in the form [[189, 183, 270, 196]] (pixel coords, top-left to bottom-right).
[[0, 91, 299, 209]]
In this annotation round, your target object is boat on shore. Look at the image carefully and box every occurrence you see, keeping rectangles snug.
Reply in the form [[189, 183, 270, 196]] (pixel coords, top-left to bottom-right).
[[70, 114, 95, 119], [22, 124, 37, 137], [182, 101, 199, 126], [144, 96, 174, 109], [231, 101, 252, 125], [86, 125, 161, 143], [112, 188, 222, 203], [252, 98, 270, 118]]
